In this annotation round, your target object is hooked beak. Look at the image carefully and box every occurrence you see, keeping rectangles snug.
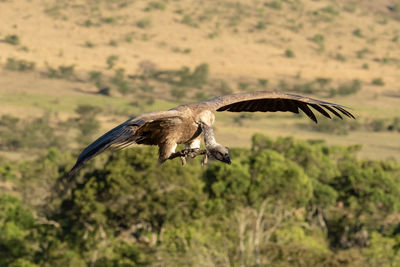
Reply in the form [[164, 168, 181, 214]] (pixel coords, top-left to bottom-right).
[[223, 154, 232, 165]]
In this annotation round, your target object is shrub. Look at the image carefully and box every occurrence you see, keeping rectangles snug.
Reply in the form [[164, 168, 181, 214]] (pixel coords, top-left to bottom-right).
[[75, 105, 101, 145], [106, 55, 119, 69], [111, 68, 131, 94], [353, 28, 363, 38], [265, 0, 282, 10], [102, 17, 117, 24], [109, 40, 118, 46], [356, 48, 370, 59], [171, 86, 186, 100], [4, 34, 20, 45], [311, 34, 325, 51], [181, 14, 196, 27], [139, 84, 154, 92], [145, 1, 166, 11], [320, 5, 339, 15], [255, 21, 267, 30], [335, 53, 346, 62], [330, 79, 361, 96], [85, 41, 95, 48], [372, 78, 384, 86], [59, 65, 75, 79], [238, 82, 249, 91], [137, 17, 152, 29], [285, 49, 295, 58], [258, 79, 269, 87], [216, 80, 232, 95], [45, 65, 75, 79], [315, 77, 331, 89], [5, 58, 35, 71], [88, 71, 103, 88]]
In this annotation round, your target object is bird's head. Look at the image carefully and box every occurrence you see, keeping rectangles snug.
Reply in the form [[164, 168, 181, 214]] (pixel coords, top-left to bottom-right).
[[208, 145, 231, 165]]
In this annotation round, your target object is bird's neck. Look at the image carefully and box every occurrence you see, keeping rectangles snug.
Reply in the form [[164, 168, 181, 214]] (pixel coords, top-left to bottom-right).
[[200, 123, 217, 148]]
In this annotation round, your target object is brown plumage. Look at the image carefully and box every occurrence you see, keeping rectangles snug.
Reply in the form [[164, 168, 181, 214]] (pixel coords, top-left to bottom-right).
[[68, 91, 354, 176]]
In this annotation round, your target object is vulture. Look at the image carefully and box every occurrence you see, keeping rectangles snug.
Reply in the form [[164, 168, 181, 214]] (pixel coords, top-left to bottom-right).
[[68, 91, 354, 176]]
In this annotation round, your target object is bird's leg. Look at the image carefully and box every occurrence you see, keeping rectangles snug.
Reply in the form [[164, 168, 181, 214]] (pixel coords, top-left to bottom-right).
[[168, 148, 208, 165], [201, 150, 210, 166]]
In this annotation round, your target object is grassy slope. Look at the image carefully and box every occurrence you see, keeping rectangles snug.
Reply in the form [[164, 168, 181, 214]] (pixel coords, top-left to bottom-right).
[[0, 0, 399, 160]]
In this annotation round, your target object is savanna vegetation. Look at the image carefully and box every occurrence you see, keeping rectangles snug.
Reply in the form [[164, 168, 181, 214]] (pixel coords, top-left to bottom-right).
[[1, 127, 400, 266]]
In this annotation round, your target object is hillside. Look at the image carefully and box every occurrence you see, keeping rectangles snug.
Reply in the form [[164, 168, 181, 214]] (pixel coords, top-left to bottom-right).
[[1, 0, 400, 159]]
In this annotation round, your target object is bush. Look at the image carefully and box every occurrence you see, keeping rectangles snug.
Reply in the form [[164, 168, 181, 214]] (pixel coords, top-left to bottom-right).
[[285, 49, 295, 58], [255, 21, 267, 30], [84, 41, 95, 48], [353, 28, 363, 38], [106, 55, 119, 69], [265, 0, 282, 10], [136, 17, 152, 29], [5, 58, 35, 71], [0, 114, 64, 150], [372, 78, 384, 86], [356, 48, 369, 59], [4, 34, 20, 45], [45, 65, 76, 80], [145, 1, 166, 11], [110, 68, 131, 94], [1, 134, 400, 266], [170, 86, 187, 100], [88, 71, 103, 88], [109, 39, 118, 46], [335, 53, 346, 62], [330, 79, 361, 96], [258, 79, 269, 87], [311, 34, 325, 51]]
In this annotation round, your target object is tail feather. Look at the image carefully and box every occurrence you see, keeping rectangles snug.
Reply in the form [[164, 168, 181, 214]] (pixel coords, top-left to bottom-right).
[[68, 122, 137, 178]]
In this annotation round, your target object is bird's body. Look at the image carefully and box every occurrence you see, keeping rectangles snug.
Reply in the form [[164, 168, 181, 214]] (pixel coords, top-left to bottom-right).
[[68, 91, 354, 176]]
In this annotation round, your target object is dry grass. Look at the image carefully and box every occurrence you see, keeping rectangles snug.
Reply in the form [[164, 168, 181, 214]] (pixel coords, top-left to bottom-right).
[[0, 0, 399, 160]]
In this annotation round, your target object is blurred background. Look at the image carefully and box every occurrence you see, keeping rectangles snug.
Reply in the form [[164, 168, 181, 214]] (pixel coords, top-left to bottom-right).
[[0, 0, 399, 266]]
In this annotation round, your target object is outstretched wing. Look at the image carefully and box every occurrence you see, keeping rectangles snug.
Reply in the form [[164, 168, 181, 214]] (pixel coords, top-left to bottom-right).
[[193, 91, 354, 122], [68, 110, 182, 177], [67, 117, 140, 178]]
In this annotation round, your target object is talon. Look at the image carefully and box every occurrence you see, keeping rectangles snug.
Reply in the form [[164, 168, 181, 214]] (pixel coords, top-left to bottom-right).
[[180, 156, 187, 166], [188, 148, 200, 158], [202, 152, 209, 166]]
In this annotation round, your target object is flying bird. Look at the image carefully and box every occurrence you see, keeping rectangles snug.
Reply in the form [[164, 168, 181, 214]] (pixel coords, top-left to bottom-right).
[[68, 91, 354, 176]]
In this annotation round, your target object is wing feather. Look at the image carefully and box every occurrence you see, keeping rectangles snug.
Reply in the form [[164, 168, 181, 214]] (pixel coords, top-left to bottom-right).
[[68, 110, 183, 177], [186, 91, 354, 122], [297, 102, 317, 123], [322, 105, 343, 119]]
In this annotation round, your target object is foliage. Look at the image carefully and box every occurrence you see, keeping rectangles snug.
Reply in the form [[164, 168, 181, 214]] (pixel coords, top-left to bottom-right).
[[74, 105, 102, 145], [285, 49, 295, 58], [4, 34, 20, 45], [1, 132, 400, 266], [372, 78, 385, 86], [311, 34, 325, 51], [110, 68, 132, 94], [136, 17, 152, 29], [106, 55, 119, 69], [45, 65, 76, 80], [0, 114, 65, 151], [150, 63, 209, 88], [5, 58, 35, 72], [330, 79, 361, 96]]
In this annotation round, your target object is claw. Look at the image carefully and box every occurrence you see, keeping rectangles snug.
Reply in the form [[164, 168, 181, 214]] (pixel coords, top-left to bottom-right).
[[187, 148, 200, 158], [202, 152, 209, 166], [180, 156, 187, 166]]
